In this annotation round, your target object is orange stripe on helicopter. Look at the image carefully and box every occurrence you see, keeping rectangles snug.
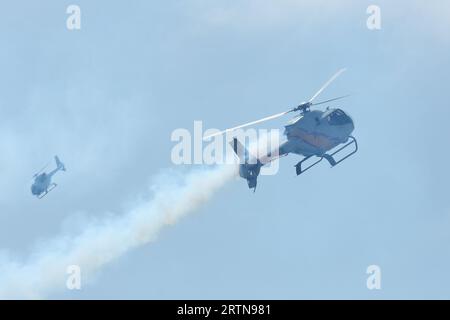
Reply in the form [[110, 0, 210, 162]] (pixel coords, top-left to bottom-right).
[[289, 130, 338, 151]]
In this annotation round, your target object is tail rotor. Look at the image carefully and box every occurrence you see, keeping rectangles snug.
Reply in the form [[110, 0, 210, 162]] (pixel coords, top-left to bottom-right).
[[55, 156, 66, 172]]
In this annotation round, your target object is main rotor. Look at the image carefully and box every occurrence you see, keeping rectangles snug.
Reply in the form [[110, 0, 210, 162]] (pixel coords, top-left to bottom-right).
[[204, 68, 349, 140], [291, 68, 348, 114]]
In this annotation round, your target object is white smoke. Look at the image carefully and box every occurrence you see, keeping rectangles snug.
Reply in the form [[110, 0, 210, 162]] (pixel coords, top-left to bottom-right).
[[0, 164, 237, 299]]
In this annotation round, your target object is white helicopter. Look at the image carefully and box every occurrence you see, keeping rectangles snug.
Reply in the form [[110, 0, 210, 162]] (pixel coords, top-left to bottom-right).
[[205, 69, 358, 191]]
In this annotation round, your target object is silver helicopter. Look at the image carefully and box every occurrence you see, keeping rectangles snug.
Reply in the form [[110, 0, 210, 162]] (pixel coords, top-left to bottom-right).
[[205, 69, 358, 191], [31, 156, 66, 199]]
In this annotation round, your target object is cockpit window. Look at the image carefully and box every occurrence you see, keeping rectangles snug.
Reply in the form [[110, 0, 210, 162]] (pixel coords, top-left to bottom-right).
[[327, 109, 352, 125]]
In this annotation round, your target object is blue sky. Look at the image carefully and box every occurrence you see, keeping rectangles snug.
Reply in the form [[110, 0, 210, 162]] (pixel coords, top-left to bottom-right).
[[0, 0, 449, 299]]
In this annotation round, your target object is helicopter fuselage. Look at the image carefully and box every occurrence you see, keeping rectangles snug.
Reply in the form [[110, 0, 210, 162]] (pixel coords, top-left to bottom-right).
[[280, 108, 354, 157], [31, 171, 56, 197]]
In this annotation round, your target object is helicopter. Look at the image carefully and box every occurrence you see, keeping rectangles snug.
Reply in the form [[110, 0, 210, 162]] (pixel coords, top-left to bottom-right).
[[31, 156, 66, 199], [204, 69, 358, 191]]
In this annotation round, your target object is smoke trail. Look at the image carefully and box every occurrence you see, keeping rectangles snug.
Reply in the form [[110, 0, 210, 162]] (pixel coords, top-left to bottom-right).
[[0, 164, 237, 299]]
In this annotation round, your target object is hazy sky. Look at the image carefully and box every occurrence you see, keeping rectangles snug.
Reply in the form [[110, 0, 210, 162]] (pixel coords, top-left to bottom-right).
[[0, 0, 449, 299]]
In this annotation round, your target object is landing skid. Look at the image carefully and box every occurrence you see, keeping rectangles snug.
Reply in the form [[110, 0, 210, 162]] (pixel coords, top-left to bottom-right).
[[37, 183, 57, 199], [295, 136, 358, 175]]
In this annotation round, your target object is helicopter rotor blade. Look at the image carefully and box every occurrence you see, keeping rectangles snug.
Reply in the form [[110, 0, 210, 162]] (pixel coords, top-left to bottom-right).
[[203, 110, 291, 140], [308, 68, 346, 103], [311, 94, 350, 106], [33, 162, 50, 178]]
